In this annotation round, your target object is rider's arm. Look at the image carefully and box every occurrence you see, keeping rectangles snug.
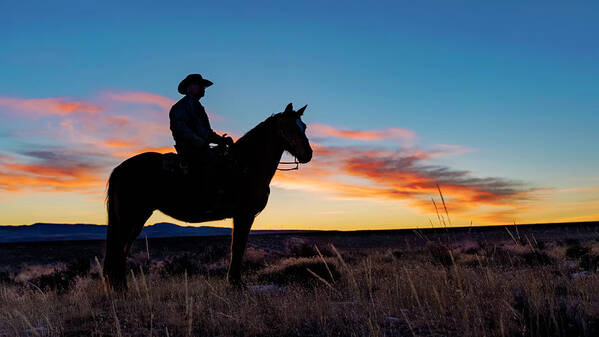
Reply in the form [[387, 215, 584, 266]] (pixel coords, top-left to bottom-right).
[[197, 104, 225, 144], [207, 130, 223, 144]]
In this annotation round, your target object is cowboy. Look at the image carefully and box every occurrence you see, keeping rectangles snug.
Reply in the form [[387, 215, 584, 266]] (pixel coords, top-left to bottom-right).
[[169, 74, 233, 171]]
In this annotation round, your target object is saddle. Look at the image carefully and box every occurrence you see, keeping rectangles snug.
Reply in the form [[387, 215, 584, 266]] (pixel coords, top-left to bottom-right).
[[161, 146, 238, 176], [161, 149, 242, 215], [161, 152, 189, 175]]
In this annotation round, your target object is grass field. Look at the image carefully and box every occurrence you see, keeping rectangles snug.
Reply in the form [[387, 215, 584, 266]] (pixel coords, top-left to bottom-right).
[[1, 222, 598, 336]]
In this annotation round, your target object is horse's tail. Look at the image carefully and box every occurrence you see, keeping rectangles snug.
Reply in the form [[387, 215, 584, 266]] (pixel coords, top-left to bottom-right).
[[102, 152, 162, 290], [106, 167, 119, 230], [103, 166, 125, 288]]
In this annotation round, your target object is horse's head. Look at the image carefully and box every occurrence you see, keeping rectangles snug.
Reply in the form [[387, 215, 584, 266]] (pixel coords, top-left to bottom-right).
[[276, 103, 313, 164]]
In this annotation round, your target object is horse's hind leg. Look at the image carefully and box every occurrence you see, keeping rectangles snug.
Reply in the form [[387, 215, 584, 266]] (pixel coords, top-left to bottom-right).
[[104, 208, 152, 291], [104, 222, 128, 290], [123, 209, 153, 263]]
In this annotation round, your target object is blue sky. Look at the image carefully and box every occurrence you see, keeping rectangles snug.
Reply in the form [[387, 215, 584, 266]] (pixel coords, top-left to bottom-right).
[[1, 1, 598, 228]]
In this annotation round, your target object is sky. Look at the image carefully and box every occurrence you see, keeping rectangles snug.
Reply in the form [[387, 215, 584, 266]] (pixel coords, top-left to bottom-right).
[[1, 1, 598, 230]]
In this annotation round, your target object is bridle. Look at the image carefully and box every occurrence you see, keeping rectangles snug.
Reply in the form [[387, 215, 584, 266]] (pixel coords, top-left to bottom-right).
[[275, 114, 304, 171], [277, 157, 299, 171]]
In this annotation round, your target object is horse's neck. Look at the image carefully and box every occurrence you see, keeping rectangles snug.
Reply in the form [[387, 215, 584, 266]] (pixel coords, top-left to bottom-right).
[[235, 124, 283, 186]]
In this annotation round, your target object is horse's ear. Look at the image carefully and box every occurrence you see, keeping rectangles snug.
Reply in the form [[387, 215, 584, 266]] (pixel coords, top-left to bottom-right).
[[284, 103, 293, 113], [296, 105, 307, 116]]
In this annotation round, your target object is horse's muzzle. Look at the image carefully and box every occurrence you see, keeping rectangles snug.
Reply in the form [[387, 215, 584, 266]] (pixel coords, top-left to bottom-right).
[[297, 149, 312, 164]]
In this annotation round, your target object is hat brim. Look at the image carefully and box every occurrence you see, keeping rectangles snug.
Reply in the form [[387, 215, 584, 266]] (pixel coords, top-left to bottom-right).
[[178, 78, 213, 94]]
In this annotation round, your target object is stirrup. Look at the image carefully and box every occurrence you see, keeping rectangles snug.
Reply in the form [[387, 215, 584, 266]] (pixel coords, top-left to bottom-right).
[[179, 161, 190, 175]]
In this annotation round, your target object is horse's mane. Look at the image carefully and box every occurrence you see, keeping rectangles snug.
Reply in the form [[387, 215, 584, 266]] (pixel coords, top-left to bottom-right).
[[234, 113, 282, 148]]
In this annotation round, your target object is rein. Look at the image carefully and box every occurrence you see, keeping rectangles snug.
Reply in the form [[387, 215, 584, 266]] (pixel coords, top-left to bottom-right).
[[277, 157, 299, 171]]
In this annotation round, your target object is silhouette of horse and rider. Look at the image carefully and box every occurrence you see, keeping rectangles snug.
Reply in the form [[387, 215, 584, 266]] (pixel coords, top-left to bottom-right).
[[103, 74, 312, 289]]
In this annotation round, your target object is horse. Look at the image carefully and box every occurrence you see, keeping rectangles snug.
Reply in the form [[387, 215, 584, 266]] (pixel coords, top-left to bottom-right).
[[103, 103, 312, 289]]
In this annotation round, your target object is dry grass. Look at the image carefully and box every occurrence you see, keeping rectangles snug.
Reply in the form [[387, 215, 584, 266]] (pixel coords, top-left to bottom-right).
[[1, 232, 599, 336]]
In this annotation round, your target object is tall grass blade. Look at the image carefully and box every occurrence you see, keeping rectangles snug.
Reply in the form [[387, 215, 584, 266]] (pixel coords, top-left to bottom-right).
[[314, 244, 335, 284], [436, 184, 452, 226]]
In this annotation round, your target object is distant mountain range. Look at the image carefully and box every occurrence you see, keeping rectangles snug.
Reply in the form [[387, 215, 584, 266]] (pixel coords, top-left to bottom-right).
[[0, 223, 311, 243]]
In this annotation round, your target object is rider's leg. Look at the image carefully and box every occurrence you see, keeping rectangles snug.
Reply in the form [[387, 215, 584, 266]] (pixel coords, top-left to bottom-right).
[[197, 147, 226, 210], [175, 144, 225, 210]]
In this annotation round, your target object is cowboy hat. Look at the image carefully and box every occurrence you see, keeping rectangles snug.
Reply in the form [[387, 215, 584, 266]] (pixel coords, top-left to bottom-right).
[[177, 74, 213, 94]]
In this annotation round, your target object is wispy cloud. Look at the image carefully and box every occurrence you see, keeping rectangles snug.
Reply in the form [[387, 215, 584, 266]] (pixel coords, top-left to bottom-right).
[[558, 186, 599, 193], [0, 90, 548, 225], [0, 89, 238, 194], [103, 91, 174, 110], [0, 97, 102, 116], [102, 91, 223, 121], [309, 122, 416, 145], [0, 150, 107, 192], [274, 143, 539, 223], [112, 146, 174, 158], [0, 91, 176, 192]]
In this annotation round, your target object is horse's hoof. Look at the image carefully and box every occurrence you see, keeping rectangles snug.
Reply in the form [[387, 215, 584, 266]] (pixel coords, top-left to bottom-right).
[[226, 278, 247, 290], [105, 278, 128, 293]]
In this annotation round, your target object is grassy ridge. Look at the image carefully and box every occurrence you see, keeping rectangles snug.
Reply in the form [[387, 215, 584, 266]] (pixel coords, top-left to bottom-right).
[[1, 225, 599, 336]]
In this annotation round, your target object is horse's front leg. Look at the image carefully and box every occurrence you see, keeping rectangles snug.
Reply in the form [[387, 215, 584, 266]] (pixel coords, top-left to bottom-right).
[[227, 213, 254, 285]]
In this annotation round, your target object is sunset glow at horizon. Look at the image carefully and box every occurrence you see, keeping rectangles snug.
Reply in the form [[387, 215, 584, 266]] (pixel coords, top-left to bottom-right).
[[2, 1, 598, 230]]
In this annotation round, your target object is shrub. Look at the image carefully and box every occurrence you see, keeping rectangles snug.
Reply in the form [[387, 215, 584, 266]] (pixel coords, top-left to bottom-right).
[[463, 246, 480, 255], [513, 288, 597, 337], [284, 237, 317, 257], [29, 259, 90, 293], [391, 249, 403, 259], [161, 253, 202, 276], [520, 251, 553, 266], [482, 244, 516, 267], [426, 242, 454, 267], [535, 240, 547, 250], [579, 254, 599, 272], [258, 257, 339, 286], [566, 245, 591, 259], [244, 247, 267, 270], [0, 271, 14, 285]]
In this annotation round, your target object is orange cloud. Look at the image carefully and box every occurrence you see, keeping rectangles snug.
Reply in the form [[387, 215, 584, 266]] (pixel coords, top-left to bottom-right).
[[0, 91, 234, 195], [0, 91, 548, 226], [430, 144, 475, 157], [274, 144, 538, 224], [0, 152, 104, 192], [0, 97, 102, 116], [113, 146, 174, 158], [103, 91, 174, 110], [309, 122, 416, 145], [558, 186, 599, 193], [102, 91, 224, 121], [104, 139, 139, 148], [2, 91, 231, 164]]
